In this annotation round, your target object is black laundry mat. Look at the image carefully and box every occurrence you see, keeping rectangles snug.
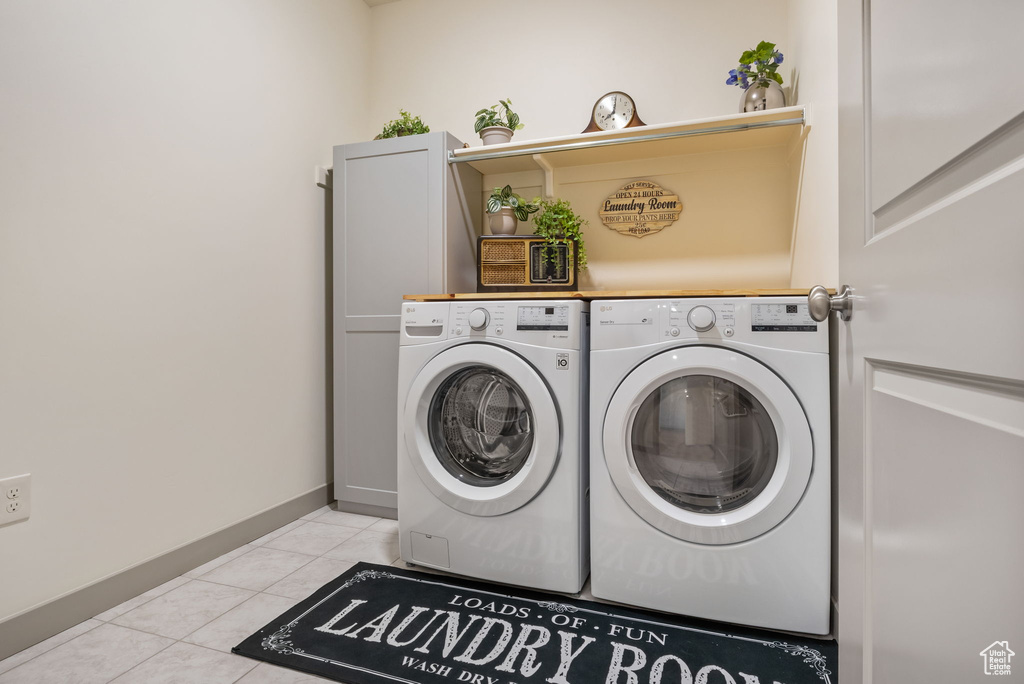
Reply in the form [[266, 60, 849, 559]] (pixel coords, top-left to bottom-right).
[[233, 562, 837, 684]]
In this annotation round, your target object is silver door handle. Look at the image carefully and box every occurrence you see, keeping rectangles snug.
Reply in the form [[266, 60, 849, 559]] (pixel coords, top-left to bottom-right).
[[808, 285, 853, 322]]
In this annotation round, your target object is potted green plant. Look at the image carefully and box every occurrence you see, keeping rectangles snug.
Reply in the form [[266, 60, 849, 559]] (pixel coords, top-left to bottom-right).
[[474, 99, 524, 145], [532, 197, 588, 272], [726, 41, 786, 112], [486, 185, 539, 235], [375, 109, 430, 139]]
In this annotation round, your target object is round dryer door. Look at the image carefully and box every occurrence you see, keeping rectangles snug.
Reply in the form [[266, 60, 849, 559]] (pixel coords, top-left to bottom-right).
[[603, 346, 813, 545], [404, 343, 560, 517]]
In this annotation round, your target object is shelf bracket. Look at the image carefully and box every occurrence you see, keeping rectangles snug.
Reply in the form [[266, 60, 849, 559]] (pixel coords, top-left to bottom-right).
[[533, 154, 554, 199]]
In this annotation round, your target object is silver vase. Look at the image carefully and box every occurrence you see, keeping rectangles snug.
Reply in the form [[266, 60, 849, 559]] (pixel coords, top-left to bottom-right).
[[740, 80, 786, 112]]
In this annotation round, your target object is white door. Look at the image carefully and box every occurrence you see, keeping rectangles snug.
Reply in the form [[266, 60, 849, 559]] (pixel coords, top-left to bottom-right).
[[837, 1, 1024, 682], [601, 346, 813, 545], [403, 343, 561, 517]]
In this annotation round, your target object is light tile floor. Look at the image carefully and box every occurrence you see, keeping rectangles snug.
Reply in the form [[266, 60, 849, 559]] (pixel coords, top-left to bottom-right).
[[0, 507, 424, 683]]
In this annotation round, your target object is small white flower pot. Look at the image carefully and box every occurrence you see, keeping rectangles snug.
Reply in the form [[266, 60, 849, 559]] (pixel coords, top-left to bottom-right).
[[487, 208, 518, 235], [479, 126, 514, 146]]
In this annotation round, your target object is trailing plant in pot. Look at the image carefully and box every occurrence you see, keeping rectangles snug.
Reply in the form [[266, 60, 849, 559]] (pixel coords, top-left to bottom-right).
[[532, 197, 588, 271], [726, 41, 786, 112], [474, 99, 524, 145], [375, 109, 430, 139], [486, 185, 539, 235]]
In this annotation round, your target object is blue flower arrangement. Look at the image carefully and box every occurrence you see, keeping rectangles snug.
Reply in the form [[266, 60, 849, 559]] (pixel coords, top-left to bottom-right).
[[726, 41, 784, 89]]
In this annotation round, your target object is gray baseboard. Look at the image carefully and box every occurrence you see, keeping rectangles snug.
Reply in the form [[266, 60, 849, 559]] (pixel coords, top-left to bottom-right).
[[0, 485, 330, 661], [332, 499, 396, 520]]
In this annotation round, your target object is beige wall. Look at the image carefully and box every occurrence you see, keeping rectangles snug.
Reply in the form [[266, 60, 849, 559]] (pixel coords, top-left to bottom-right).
[[0, 0, 370, 623], [787, 0, 839, 289], [368, 0, 791, 144], [369, 0, 838, 291]]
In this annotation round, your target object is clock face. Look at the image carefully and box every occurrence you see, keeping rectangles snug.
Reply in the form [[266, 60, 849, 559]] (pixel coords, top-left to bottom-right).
[[594, 92, 635, 131]]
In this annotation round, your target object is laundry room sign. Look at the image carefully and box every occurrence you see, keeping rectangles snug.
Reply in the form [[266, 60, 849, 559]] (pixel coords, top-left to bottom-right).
[[234, 562, 837, 684], [599, 180, 682, 238]]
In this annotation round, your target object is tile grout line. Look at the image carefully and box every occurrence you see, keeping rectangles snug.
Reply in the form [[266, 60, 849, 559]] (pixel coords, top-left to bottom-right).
[[110, 638, 260, 684], [0, 621, 105, 679], [101, 630, 179, 684]]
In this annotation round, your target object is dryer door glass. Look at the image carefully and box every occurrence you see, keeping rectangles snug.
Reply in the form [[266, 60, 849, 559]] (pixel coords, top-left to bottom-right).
[[428, 365, 534, 487], [630, 374, 778, 513]]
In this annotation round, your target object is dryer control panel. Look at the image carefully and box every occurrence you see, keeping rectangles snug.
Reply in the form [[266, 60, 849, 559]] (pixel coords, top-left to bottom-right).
[[592, 297, 826, 352], [666, 301, 736, 336]]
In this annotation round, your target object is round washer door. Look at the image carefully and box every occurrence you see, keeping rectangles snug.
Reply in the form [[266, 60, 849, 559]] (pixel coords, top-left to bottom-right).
[[603, 346, 812, 545], [404, 343, 560, 517]]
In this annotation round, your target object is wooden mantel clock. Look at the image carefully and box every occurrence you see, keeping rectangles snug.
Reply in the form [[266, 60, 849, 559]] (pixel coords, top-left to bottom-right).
[[582, 91, 646, 133]]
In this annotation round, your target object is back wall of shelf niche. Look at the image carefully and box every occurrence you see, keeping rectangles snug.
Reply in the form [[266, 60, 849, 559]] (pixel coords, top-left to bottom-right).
[[481, 136, 806, 291]]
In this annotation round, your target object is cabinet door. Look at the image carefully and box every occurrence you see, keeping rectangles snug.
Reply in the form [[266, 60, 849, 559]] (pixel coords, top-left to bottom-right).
[[339, 324, 400, 507], [342, 140, 441, 312], [333, 134, 444, 510]]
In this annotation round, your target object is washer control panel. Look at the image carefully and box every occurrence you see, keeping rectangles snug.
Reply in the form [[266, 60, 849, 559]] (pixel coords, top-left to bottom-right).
[[517, 305, 570, 331], [751, 303, 817, 332], [451, 303, 507, 336], [446, 301, 586, 350], [468, 307, 490, 330], [686, 305, 716, 332]]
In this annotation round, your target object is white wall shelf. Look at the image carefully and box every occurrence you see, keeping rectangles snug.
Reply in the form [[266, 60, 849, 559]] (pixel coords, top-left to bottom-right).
[[448, 106, 807, 175], [448, 104, 823, 292]]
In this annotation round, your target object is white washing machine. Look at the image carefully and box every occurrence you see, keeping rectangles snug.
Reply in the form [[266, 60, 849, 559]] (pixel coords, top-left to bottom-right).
[[590, 297, 830, 634], [397, 299, 589, 593]]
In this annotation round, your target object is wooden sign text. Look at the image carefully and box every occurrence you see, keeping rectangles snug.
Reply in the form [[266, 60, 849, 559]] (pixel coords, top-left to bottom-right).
[[599, 180, 682, 238]]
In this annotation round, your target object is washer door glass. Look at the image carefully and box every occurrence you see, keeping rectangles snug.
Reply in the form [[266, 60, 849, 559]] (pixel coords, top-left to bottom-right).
[[631, 375, 778, 514], [428, 365, 534, 487], [403, 342, 562, 517]]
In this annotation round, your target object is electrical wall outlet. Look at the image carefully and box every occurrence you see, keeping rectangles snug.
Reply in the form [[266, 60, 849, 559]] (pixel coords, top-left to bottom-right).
[[1, 474, 31, 526]]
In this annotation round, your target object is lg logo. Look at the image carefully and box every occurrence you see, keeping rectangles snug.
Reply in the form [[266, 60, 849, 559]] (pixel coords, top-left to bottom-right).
[[555, 354, 569, 370]]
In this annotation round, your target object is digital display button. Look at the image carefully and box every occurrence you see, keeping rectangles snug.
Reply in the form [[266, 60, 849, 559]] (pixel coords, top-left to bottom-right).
[[517, 305, 570, 331], [751, 303, 817, 332]]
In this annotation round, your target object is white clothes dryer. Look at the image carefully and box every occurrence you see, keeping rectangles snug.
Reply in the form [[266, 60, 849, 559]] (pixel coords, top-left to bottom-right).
[[397, 299, 589, 593], [590, 297, 830, 634]]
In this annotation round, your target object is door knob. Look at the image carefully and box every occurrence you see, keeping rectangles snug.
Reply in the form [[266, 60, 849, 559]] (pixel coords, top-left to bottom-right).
[[808, 285, 853, 322]]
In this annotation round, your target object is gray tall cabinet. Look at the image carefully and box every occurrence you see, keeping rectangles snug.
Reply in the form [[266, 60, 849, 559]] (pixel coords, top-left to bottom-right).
[[332, 132, 480, 514]]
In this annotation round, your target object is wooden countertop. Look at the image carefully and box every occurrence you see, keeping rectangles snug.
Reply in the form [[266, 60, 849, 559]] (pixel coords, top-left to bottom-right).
[[403, 289, 830, 302]]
